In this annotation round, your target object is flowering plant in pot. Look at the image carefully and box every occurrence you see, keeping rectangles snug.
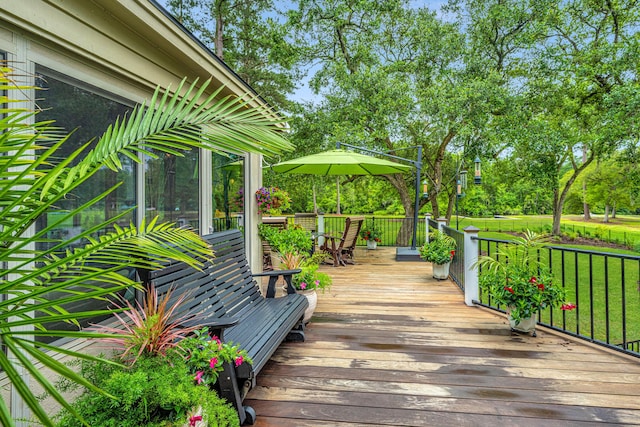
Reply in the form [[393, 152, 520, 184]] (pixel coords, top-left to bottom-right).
[[360, 222, 382, 243], [419, 230, 456, 265], [475, 230, 576, 334], [291, 263, 332, 323], [255, 186, 290, 215]]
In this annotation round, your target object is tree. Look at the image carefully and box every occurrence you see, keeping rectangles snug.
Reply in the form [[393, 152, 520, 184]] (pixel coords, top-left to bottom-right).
[[515, 0, 640, 234], [288, 0, 541, 243], [166, 0, 300, 110], [0, 68, 292, 427]]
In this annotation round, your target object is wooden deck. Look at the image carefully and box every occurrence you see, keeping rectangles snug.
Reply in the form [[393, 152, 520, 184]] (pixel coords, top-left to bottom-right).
[[247, 247, 640, 426]]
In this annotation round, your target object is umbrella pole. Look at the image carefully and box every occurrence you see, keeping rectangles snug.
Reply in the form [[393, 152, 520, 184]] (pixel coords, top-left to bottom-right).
[[336, 176, 341, 215], [313, 183, 318, 214]]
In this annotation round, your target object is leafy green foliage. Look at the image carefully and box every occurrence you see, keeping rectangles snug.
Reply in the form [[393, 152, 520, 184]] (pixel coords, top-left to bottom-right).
[[54, 352, 239, 427], [475, 230, 575, 323], [257, 223, 312, 255], [419, 231, 457, 265], [292, 264, 332, 293]]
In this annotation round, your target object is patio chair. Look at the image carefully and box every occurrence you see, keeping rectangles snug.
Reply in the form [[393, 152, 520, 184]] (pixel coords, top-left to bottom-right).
[[320, 216, 364, 267]]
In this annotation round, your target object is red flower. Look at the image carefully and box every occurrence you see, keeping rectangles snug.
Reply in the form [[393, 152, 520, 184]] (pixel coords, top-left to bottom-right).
[[189, 415, 203, 426], [450, 250, 455, 259], [529, 276, 537, 283], [504, 286, 514, 294], [537, 283, 545, 291], [561, 303, 577, 311]]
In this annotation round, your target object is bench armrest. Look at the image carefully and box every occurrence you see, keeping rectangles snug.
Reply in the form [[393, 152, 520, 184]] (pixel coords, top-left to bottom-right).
[[253, 268, 302, 297], [184, 314, 239, 338]]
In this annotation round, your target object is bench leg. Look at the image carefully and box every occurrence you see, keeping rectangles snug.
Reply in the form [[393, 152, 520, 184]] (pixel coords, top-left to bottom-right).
[[218, 362, 251, 425], [286, 319, 306, 342]]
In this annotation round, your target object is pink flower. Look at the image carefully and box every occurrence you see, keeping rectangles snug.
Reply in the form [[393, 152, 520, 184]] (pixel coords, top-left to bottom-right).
[[235, 355, 244, 367], [314, 280, 320, 286], [189, 415, 203, 426], [211, 335, 223, 349], [300, 282, 307, 290], [209, 357, 218, 369], [561, 303, 577, 311], [194, 371, 204, 385]]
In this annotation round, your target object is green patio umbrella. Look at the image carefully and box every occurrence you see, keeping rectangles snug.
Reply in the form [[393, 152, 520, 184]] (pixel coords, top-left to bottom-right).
[[270, 149, 411, 175]]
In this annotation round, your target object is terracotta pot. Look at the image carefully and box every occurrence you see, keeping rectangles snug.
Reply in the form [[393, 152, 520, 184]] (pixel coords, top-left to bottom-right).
[[432, 261, 450, 280]]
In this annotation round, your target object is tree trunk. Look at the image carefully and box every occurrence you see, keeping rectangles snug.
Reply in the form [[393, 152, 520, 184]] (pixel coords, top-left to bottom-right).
[[552, 152, 595, 236], [214, 1, 225, 60], [604, 205, 610, 223], [582, 147, 591, 220]]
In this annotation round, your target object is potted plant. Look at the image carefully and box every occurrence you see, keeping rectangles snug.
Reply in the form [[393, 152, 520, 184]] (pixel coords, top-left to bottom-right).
[[475, 230, 576, 336], [258, 223, 312, 269], [292, 263, 332, 323], [56, 288, 246, 426], [419, 230, 456, 279], [360, 221, 382, 250], [255, 186, 291, 215]]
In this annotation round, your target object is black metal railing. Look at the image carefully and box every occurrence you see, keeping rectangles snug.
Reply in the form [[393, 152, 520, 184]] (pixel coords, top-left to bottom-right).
[[322, 215, 427, 247], [443, 226, 464, 291], [212, 216, 242, 232], [476, 237, 640, 358]]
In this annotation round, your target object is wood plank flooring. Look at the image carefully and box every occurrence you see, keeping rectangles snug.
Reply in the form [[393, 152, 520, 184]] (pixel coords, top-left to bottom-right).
[[247, 247, 640, 426]]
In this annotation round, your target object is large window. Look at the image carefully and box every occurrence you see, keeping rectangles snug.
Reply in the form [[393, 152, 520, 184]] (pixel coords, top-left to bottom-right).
[[35, 67, 135, 247], [212, 153, 244, 231], [34, 67, 135, 342]]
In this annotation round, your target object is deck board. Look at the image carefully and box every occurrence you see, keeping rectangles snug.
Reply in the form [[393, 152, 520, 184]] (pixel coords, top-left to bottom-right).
[[246, 247, 640, 426]]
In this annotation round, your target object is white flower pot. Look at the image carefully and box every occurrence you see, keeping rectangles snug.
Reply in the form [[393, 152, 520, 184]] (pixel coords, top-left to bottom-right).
[[508, 313, 537, 335], [270, 252, 282, 270], [366, 240, 377, 250], [300, 289, 317, 323], [432, 261, 450, 280]]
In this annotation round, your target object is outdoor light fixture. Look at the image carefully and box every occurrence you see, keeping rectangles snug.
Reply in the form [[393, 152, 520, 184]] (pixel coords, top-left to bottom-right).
[[474, 156, 482, 184], [422, 179, 428, 198]]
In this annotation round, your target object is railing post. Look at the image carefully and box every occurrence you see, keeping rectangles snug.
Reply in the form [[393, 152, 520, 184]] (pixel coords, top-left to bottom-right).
[[436, 217, 447, 232], [463, 226, 480, 306], [424, 213, 431, 244]]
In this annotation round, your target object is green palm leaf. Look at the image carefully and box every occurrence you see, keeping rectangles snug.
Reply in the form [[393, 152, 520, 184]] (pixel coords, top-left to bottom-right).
[[0, 68, 293, 427]]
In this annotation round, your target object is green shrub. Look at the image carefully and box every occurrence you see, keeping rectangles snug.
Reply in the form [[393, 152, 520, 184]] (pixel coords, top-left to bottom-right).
[[55, 352, 239, 427]]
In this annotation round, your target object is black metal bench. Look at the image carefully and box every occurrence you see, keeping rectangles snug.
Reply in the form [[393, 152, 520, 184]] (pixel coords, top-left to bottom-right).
[[141, 229, 308, 425]]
